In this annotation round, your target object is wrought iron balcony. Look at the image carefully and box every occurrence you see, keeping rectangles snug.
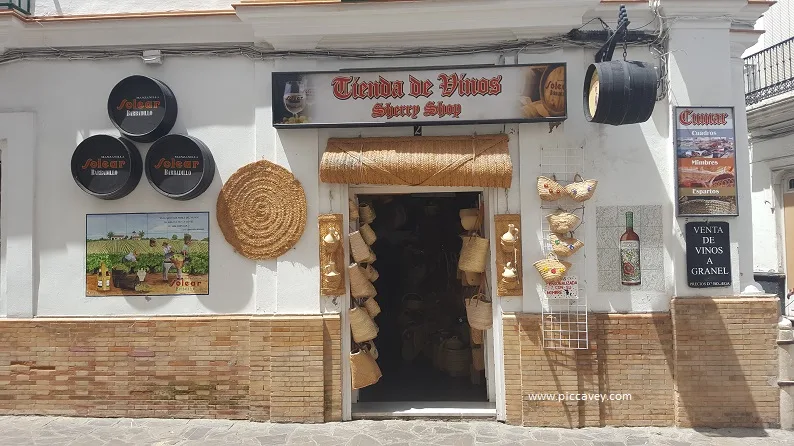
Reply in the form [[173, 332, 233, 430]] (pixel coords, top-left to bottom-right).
[[745, 37, 794, 106], [0, 0, 30, 14]]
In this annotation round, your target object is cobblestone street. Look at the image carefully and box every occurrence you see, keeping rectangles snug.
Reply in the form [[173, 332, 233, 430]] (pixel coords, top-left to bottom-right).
[[0, 416, 791, 446]]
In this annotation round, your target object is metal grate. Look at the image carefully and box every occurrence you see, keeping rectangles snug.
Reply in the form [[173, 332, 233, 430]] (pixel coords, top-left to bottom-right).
[[539, 146, 589, 350], [745, 37, 794, 106], [0, 0, 30, 14]]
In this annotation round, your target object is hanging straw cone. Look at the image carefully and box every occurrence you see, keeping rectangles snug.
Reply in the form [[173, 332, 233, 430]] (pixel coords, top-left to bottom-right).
[[359, 203, 376, 224], [349, 199, 359, 221], [349, 306, 378, 343], [350, 231, 371, 264], [364, 297, 381, 318], [365, 264, 380, 282], [459, 235, 489, 273], [349, 263, 377, 299], [360, 224, 377, 245], [470, 328, 484, 345], [350, 349, 382, 389]]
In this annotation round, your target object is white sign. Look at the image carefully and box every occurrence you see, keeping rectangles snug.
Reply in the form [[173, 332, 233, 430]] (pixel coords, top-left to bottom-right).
[[545, 276, 579, 299], [272, 63, 567, 128]]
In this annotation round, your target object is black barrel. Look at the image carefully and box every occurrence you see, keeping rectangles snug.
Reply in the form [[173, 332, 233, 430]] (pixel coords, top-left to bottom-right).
[[145, 134, 215, 200], [71, 134, 143, 200], [583, 60, 658, 125], [107, 75, 178, 143]]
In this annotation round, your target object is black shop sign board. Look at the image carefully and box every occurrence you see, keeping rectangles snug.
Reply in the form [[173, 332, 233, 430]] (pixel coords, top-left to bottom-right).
[[70, 134, 143, 200], [108, 75, 178, 143], [685, 221, 731, 288], [144, 134, 215, 200]]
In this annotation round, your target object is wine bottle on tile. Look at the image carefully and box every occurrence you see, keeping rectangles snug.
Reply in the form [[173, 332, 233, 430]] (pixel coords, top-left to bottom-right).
[[619, 211, 641, 286]]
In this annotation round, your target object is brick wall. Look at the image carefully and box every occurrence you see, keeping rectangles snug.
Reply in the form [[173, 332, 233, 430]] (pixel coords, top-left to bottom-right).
[[0, 314, 343, 423], [672, 297, 779, 428], [504, 297, 779, 428]]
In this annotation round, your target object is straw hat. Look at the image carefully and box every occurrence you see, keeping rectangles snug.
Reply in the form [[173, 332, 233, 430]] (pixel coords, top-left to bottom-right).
[[217, 160, 307, 260]]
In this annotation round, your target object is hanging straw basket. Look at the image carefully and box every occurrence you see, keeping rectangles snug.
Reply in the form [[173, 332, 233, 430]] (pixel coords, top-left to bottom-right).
[[459, 234, 489, 273], [349, 263, 377, 299], [459, 208, 480, 231], [472, 346, 485, 371], [464, 271, 482, 286], [363, 297, 381, 318], [470, 328, 483, 345], [680, 199, 736, 215], [350, 349, 382, 389], [443, 337, 470, 377], [546, 210, 580, 234], [564, 174, 598, 202], [364, 340, 379, 360], [359, 203, 376, 224], [360, 224, 378, 245], [349, 199, 359, 221], [365, 265, 380, 282], [533, 252, 569, 284], [537, 175, 564, 201], [549, 233, 584, 257], [350, 231, 371, 264], [349, 306, 378, 343], [466, 293, 493, 330]]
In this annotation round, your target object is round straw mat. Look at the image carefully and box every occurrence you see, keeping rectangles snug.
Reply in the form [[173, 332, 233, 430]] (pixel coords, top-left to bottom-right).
[[217, 160, 307, 260]]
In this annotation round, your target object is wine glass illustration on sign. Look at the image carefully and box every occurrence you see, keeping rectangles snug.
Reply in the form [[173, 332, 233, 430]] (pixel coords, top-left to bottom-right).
[[283, 80, 308, 124]]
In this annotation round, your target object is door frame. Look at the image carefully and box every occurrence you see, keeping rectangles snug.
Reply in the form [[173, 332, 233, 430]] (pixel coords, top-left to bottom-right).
[[341, 184, 504, 420]]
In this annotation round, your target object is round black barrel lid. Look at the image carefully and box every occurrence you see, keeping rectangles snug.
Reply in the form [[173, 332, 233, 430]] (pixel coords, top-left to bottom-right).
[[145, 134, 215, 200], [71, 135, 143, 200], [107, 75, 178, 143]]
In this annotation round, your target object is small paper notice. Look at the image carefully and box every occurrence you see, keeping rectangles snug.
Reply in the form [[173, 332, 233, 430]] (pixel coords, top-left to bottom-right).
[[545, 276, 578, 299]]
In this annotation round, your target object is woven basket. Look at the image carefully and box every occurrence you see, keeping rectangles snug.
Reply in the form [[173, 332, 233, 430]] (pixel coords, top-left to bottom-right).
[[549, 233, 584, 257], [564, 174, 598, 202], [464, 271, 481, 286], [443, 337, 470, 377], [537, 175, 564, 201], [459, 208, 480, 231], [349, 263, 377, 299], [359, 203, 376, 224], [350, 306, 378, 343], [364, 340, 379, 360], [546, 210, 580, 233], [216, 160, 307, 260], [364, 297, 381, 318], [533, 253, 568, 284], [365, 264, 380, 282], [349, 199, 359, 221], [680, 199, 736, 215], [466, 293, 493, 330], [470, 328, 483, 345], [459, 234, 489, 273], [350, 231, 371, 264], [350, 349, 382, 389], [360, 224, 377, 245], [710, 172, 735, 188], [472, 346, 485, 371]]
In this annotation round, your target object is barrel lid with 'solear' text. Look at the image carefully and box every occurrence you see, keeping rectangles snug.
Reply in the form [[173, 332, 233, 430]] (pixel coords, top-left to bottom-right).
[[145, 134, 215, 200], [107, 75, 178, 143], [70, 135, 143, 200]]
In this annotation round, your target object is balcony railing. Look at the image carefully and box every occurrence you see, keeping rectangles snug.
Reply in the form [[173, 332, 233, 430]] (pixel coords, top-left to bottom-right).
[[0, 0, 30, 14], [745, 37, 794, 106]]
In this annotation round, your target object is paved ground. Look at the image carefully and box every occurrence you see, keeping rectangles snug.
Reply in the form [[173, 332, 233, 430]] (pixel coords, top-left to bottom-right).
[[0, 416, 792, 446]]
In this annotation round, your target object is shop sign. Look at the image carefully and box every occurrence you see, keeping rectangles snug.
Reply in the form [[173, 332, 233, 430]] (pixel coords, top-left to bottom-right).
[[685, 221, 731, 288], [545, 276, 579, 299], [272, 63, 567, 128], [70, 135, 143, 200], [144, 134, 215, 200], [86, 212, 210, 296], [107, 75, 178, 143], [675, 106, 738, 216]]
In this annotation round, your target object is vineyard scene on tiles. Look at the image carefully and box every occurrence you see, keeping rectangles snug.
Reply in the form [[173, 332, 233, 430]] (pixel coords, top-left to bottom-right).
[[86, 212, 210, 296]]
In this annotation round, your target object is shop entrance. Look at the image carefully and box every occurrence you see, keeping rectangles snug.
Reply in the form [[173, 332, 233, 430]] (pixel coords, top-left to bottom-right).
[[349, 191, 495, 418]]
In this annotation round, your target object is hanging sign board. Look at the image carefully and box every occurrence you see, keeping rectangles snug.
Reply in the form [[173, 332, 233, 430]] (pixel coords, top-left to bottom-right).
[[272, 63, 567, 128], [144, 134, 215, 200], [675, 106, 738, 216], [107, 75, 178, 143], [545, 276, 579, 299], [685, 221, 732, 288], [70, 134, 143, 200]]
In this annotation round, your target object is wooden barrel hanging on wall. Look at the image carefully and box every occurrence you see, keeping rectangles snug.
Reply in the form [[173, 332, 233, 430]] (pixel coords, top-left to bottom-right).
[[583, 60, 658, 125]]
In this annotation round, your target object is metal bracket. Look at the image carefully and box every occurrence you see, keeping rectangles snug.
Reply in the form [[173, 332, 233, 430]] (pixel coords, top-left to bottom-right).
[[594, 4, 630, 63]]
